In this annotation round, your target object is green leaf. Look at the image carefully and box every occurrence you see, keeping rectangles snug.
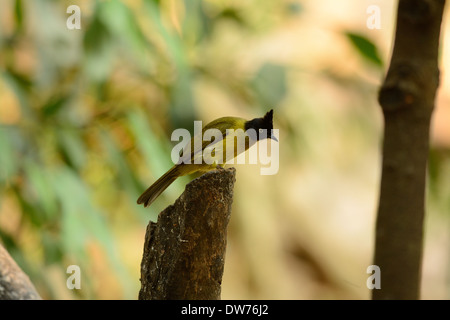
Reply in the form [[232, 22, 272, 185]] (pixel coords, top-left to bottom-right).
[[14, 0, 24, 33], [42, 94, 70, 117], [83, 9, 111, 55], [24, 160, 58, 219], [217, 7, 246, 25], [0, 126, 19, 184], [251, 63, 287, 107], [83, 7, 114, 82], [56, 127, 87, 170], [345, 32, 383, 67], [170, 76, 196, 130], [286, 2, 303, 15], [100, 0, 153, 61], [41, 230, 63, 265]]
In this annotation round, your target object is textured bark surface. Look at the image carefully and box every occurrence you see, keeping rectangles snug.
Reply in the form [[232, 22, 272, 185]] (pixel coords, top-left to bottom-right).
[[139, 168, 236, 300], [373, 0, 446, 300], [0, 244, 41, 300]]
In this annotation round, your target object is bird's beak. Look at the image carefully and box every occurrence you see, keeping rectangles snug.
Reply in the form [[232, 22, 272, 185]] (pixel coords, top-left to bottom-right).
[[270, 133, 278, 142]]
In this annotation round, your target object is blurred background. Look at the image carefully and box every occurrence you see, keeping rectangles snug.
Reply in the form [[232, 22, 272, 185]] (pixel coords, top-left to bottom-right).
[[0, 0, 450, 299]]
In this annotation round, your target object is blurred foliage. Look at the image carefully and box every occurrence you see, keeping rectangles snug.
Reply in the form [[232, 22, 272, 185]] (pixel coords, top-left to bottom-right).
[[0, 0, 449, 300], [0, 0, 293, 299]]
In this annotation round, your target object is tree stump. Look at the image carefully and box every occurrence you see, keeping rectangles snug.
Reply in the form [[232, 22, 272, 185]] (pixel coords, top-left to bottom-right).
[[139, 168, 236, 300]]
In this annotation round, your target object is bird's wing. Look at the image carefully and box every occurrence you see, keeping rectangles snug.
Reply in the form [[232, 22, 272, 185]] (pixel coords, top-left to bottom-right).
[[178, 117, 242, 165]]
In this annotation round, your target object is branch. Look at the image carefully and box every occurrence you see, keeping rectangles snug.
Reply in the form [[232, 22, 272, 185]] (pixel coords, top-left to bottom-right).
[[0, 243, 42, 300], [373, 0, 446, 300], [138, 168, 236, 300]]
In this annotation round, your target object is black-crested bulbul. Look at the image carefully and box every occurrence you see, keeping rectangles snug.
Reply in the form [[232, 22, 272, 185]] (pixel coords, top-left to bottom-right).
[[137, 109, 277, 207]]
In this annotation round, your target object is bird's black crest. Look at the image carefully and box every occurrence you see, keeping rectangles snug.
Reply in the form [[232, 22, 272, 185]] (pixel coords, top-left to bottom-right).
[[262, 109, 274, 130], [245, 109, 275, 140]]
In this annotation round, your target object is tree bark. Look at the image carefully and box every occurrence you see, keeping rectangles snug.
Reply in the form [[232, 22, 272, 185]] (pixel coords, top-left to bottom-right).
[[139, 168, 236, 300], [0, 243, 42, 300], [373, 0, 446, 300]]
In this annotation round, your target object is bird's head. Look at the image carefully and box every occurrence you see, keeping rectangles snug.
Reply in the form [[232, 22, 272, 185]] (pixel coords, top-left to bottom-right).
[[245, 109, 278, 141]]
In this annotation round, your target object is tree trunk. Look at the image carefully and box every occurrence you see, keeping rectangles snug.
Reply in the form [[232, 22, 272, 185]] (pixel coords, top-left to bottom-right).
[[139, 168, 235, 300], [373, 0, 446, 300]]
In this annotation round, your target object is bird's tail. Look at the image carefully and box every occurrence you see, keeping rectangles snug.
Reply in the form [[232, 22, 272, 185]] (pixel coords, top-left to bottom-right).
[[137, 166, 181, 207]]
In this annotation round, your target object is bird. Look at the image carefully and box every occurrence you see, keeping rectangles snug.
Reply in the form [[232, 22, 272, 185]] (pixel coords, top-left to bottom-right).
[[137, 109, 277, 207]]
